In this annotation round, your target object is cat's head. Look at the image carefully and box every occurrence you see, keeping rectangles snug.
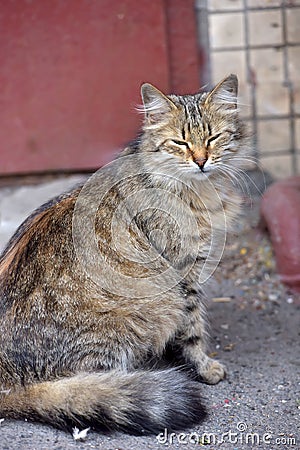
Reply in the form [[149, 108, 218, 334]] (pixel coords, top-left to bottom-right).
[[139, 75, 249, 181]]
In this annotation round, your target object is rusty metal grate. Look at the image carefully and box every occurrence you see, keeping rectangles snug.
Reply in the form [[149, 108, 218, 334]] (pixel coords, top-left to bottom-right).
[[195, 0, 300, 179]]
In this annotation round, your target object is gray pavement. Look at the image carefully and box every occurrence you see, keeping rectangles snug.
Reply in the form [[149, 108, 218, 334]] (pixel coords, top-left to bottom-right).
[[0, 176, 87, 252]]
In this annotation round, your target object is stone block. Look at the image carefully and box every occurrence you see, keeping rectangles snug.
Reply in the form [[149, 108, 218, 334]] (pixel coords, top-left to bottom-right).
[[260, 177, 300, 292]]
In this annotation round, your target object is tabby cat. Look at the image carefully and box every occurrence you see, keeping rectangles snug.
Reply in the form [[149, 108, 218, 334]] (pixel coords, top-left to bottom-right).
[[0, 74, 248, 434]]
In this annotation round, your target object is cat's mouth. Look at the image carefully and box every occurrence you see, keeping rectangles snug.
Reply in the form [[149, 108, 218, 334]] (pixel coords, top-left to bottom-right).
[[190, 164, 212, 179]]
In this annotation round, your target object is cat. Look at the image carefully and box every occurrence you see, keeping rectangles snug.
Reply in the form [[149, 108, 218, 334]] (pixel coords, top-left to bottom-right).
[[0, 74, 248, 434]]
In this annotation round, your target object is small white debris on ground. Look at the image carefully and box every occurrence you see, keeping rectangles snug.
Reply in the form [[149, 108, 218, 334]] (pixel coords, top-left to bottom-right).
[[72, 426, 90, 441]]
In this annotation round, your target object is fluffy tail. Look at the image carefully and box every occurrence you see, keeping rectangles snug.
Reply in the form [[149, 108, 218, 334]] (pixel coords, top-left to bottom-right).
[[0, 369, 206, 434]]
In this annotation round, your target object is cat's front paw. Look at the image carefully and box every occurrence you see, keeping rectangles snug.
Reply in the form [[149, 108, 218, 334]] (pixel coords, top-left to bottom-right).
[[200, 359, 226, 384]]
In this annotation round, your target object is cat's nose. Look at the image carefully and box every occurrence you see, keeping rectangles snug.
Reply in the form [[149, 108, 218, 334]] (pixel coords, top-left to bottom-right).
[[195, 157, 207, 171]]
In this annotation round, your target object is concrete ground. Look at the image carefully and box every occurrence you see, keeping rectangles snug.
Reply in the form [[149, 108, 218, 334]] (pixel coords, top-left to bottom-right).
[[0, 175, 299, 450]]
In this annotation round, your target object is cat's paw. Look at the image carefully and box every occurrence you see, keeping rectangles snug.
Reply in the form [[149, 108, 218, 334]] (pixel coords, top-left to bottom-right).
[[200, 359, 226, 384]]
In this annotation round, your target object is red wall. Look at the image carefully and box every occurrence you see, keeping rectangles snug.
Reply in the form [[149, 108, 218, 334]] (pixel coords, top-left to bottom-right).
[[0, 0, 200, 175]]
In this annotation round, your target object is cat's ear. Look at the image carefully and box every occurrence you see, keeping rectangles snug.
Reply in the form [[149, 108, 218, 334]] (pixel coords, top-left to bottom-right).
[[140, 83, 177, 124], [204, 74, 238, 110]]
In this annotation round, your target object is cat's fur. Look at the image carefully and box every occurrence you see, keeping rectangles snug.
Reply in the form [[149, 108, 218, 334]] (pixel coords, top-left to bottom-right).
[[0, 75, 248, 434]]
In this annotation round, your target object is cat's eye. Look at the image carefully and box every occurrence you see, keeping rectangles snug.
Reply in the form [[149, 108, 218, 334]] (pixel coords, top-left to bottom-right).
[[206, 133, 221, 147], [170, 140, 190, 149]]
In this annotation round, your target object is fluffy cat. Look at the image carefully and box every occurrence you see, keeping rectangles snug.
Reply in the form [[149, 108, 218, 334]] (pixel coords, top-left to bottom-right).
[[0, 74, 248, 434]]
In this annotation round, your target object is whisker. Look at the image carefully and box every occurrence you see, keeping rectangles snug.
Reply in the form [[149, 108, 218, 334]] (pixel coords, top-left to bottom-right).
[[221, 164, 264, 202], [218, 163, 255, 198], [216, 164, 249, 196], [220, 167, 243, 188], [224, 157, 267, 194], [224, 164, 251, 198]]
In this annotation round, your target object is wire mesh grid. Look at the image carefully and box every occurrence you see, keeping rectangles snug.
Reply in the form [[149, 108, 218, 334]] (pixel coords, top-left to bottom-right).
[[196, 0, 300, 179]]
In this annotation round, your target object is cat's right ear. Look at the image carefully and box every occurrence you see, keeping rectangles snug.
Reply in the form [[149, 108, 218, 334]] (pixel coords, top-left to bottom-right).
[[140, 83, 177, 124], [204, 74, 238, 110]]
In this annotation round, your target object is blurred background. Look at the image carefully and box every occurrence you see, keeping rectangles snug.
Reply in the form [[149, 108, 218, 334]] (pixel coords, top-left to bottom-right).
[[0, 0, 199, 175], [0, 6, 299, 445], [0, 6, 299, 447], [1, 0, 299, 179]]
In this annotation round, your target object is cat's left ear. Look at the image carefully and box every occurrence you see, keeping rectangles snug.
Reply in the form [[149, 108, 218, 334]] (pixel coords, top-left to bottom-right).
[[140, 83, 177, 124], [204, 74, 238, 110]]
